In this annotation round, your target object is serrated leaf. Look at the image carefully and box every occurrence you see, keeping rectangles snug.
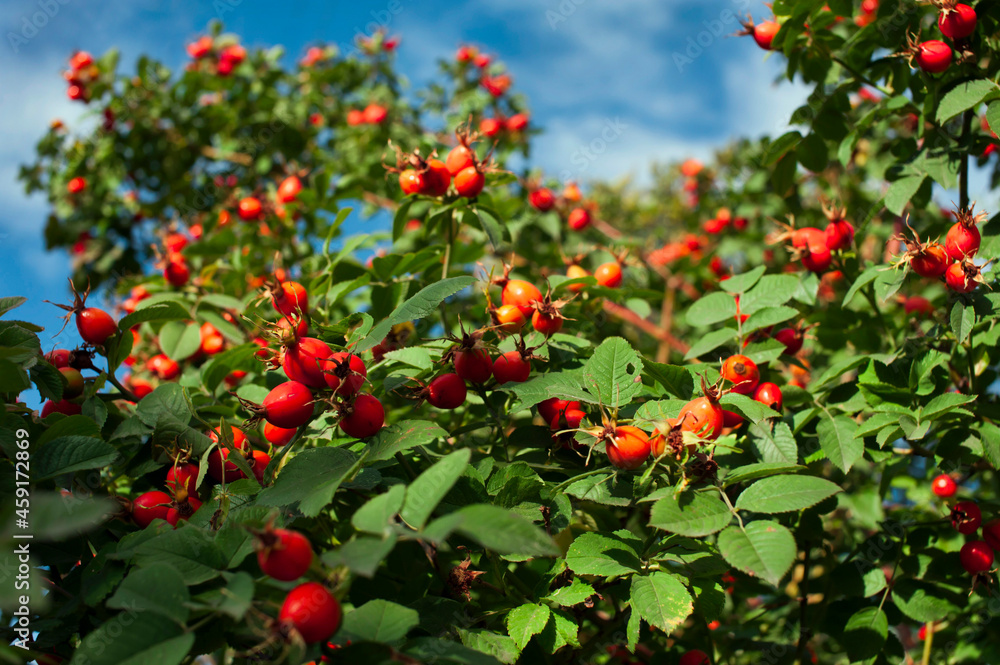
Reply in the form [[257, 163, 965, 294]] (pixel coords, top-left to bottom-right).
[[257, 447, 359, 517], [505, 604, 550, 650], [885, 175, 926, 216], [118, 300, 191, 330], [582, 337, 643, 407], [357, 276, 477, 352], [722, 463, 804, 488], [649, 489, 732, 537], [750, 421, 798, 464], [642, 361, 694, 399], [951, 301, 975, 343], [818, 415, 862, 473], [69, 613, 194, 665], [341, 599, 419, 644], [366, 420, 448, 461], [742, 306, 799, 335], [719, 266, 766, 294], [107, 563, 190, 623], [684, 327, 737, 360], [401, 449, 470, 529], [717, 521, 796, 587], [544, 580, 595, 606], [735, 475, 841, 514], [34, 436, 119, 480], [843, 265, 882, 307], [445, 504, 558, 556], [565, 532, 641, 577], [629, 572, 693, 635], [936, 79, 999, 123], [686, 292, 737, 327], [843, 607, 888, 661]]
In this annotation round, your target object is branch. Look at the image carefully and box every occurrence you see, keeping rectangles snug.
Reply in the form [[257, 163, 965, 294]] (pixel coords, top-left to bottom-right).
[[602, 300, 690, 355]]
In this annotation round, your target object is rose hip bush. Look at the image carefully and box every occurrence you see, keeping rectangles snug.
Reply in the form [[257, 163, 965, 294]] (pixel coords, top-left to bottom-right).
[[6, 3, 1000, 663]]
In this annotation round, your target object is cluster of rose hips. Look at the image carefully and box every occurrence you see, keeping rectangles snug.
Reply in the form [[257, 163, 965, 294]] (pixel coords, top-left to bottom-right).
[[479, 112, 529, 138], [905, 1, 977, 74], [771, 203, 856, 275], [64, 51, 97, 102], [453, 43, 511, 98], [896, 204, 987, 294], [185, 35, 247, 76], [702, 207, 749, 236], [544, 351, 784, 473], [389, 127, 490, 199], [931, 474, 1000, 577], [346, 103, 389, 126]]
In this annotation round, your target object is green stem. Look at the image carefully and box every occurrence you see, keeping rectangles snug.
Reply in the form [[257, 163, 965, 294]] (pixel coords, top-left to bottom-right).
[[105, 372, 140, 403]]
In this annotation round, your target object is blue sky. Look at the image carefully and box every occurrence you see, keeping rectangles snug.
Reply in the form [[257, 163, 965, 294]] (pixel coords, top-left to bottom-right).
[[1, 0, 817, 391]]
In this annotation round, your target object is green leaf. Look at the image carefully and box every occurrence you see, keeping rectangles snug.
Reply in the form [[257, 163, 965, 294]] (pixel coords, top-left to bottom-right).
[[459, 629, 520, 664], [629, 572, 693, 635], [118, 300, 190, 330], [444, 504, 558, 556], [0, 296, 27, 318], [158, 321, 201, 361], [735, 475, 842, 514], [719, 266, 766, 294], [843, 607, 888, 661], [537, 608, 580, 653], [544, 580, 595, 607], [723, 463, 804, 488], [69, 613, 194, 665], [979, 423, 1000, 470], [352, 485, 406, 535], [763, 130, 802, 165], [649, 489, 732, 537], [750, 421, 799, 465], [30, 360, 64, 402], [476, 207, 506, 250], [717, 521, 796, 587], [742, 306, 799, 335], [342, 599, 420, 644], [132, 527, 225, 585], [565, 532, 641, 577], [818, 415, 863, 473], [936, 79, 999, 123], [505, 604, 551, 650], [401, 449, 471, 529], [108, 563, 190, 623], [951, 301, 975, 343], [642, 361, 694, 399], [720, 393, 781, 424], [323, 535, 398, 578], [357, 276, 476, 352], [366, 420, 448, 462], [29, 492, 116, 540], [392, 196, 415, 242], [739, 275, 801, 314], [34, 436, 119, 480], [885, 175, 926, 216], [684, 327, 737, 360], [796, 132, 829, 172], [685, 292, 737, 327], [987, 99, 1000, 136], [921, 392, 975, 422], [892, 579, 963, 622], [582, 337, 643, 408], [257, 447, 360, 517], [843, 265, 882, 306]]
